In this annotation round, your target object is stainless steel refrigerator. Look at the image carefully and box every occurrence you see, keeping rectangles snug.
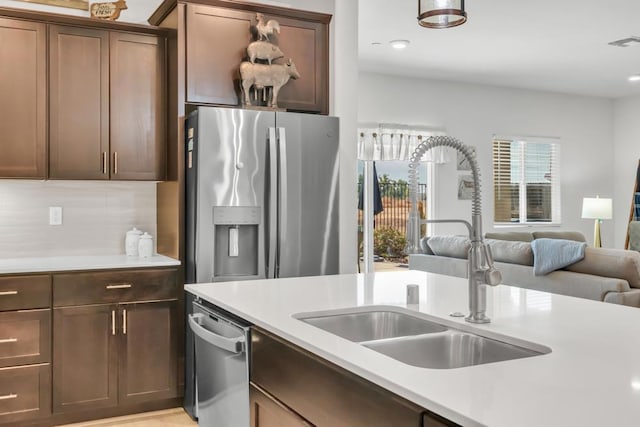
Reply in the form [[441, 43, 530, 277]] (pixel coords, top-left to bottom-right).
[[185, 106, 340, 283], [184, 106, 339, 422]]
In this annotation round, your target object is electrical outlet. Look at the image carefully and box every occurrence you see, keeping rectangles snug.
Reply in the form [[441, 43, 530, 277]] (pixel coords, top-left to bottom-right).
[[49, 207, 63, 226]]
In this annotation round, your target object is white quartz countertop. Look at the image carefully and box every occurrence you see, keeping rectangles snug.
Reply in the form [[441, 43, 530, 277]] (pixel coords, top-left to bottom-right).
[[185, 270, 640, 427], [0, 254, 180, 274]]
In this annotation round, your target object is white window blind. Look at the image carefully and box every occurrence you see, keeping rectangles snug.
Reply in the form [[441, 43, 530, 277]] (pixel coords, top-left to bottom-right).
[[493, 137, 561, 225]]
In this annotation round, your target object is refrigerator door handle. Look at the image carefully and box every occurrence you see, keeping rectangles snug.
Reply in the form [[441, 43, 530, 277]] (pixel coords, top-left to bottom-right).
[[277, 127, 288, 278], [267, 127, 278, 279]]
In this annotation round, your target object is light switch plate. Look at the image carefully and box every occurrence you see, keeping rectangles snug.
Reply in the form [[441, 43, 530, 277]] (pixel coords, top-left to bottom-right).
[[49, 207, 63, 225]]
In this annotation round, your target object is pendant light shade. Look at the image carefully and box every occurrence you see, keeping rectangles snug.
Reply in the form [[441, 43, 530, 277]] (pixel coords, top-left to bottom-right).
[[418, 0, 467, 29]]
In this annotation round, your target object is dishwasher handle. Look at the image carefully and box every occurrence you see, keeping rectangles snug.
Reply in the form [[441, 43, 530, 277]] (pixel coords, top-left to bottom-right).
[[189, 313, 246, 354]]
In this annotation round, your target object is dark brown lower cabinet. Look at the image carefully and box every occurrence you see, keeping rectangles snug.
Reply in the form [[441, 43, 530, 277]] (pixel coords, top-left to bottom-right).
[[53, 304, 118, 413], [53, 300, 177, 414], [0, 364, 50, 424], [119, 301, 177, 405], [251, 327, 460, 427], [250, 383, 312, 427]]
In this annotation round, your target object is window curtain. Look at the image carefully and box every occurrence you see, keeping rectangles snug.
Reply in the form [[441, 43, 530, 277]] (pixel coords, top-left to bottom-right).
[[357, 125, 448, 162]]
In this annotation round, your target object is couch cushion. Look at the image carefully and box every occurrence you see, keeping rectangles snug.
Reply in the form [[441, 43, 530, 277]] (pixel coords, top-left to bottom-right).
[[532, 231, 586, 242], [484, 232, 533, 242], [419, 237, 434, 255], [565, 247, 640, 287], [485, 239, 534, 266], [426, 236, 470, 259]]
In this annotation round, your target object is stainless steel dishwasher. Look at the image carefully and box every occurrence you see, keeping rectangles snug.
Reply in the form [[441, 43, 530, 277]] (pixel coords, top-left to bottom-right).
[[188, 300, 251, 427]]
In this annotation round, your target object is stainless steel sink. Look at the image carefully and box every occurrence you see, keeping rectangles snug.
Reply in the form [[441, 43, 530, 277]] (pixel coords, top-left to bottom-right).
[[364, 331, 546, 369], [295, 307, 550, 369], [298, 310, 447, 342]]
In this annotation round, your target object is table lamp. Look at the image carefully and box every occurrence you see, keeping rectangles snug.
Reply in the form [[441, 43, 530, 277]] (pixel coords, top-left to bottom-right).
[[581, 196, 612, 247]]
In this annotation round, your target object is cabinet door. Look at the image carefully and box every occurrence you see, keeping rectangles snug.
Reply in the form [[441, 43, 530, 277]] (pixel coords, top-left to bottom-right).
[[52, 305, 118, 413], [0, 18, 46, 178], [250, 383, 313, 427], [118, 300, 177, 405], [110, 32, 166, 181], [49, 25, 109, 180], [186, 5, 251, 105]]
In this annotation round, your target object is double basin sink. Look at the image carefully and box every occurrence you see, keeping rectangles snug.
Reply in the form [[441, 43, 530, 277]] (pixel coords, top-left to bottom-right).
[[295, 307, 550, 369]]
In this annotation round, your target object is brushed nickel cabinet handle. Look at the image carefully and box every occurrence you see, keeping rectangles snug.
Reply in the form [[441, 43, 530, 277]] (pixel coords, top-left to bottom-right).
[[0, 393, 17, 401], [106, 283, 132, 290], [113, 152, 118, 175], [111, 310, 116, 336], [122, 309, 127, 335], [102, 152, 107, 174], [0, 290, 17, 296], [0, 338, 17, 344]]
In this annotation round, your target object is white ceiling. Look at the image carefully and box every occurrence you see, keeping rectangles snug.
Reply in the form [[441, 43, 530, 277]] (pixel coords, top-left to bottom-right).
[[359, 0, 640, 99]]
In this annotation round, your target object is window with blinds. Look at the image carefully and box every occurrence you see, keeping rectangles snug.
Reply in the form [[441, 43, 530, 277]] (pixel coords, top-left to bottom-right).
[[493, 137, 561, 225]]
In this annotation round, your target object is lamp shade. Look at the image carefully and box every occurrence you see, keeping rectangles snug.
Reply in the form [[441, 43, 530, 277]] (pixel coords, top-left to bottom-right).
[[418, 0, 467, 29], [581, 197, 612, 220]]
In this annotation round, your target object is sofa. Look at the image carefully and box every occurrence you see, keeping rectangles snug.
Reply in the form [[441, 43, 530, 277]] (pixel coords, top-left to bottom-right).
[[408, 231, 640, 307]]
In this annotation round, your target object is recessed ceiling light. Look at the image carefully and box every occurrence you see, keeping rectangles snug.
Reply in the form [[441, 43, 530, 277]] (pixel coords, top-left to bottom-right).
[[390, 39, 410, 49], [629, 74, 640, 82], [371, 42, 382, 46]]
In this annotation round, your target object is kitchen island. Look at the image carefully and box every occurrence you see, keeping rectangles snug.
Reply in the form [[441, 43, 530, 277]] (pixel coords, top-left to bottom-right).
[[185, 270, 640, 427]]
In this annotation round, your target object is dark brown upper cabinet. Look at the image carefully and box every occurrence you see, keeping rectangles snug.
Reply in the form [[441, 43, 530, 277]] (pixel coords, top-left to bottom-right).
[[49, 25, 110, 180], [185, 2, 330, 114], [49, 28, 166, 181], [0, 17, 47, 179], [110, 32, 166, 181]]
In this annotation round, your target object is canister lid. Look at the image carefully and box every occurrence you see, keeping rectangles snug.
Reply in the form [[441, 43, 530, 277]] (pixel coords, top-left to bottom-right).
[[127, 227, 143, 236]]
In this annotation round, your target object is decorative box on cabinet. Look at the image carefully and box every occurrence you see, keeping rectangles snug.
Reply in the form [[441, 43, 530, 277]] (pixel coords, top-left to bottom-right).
[[0, 275, 52, 425], [52, 268, 178, 413], [0, 17, 47, 179], [184, 2, 330, 114]]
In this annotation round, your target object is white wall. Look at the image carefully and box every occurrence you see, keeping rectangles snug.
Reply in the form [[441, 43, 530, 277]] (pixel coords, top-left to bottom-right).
[[359, 72, 615, 244], [613, 95, 640, 248]]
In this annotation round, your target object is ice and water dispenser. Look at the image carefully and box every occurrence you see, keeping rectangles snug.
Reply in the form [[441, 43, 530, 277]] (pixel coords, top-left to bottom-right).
[[211, 206, 262, 280]]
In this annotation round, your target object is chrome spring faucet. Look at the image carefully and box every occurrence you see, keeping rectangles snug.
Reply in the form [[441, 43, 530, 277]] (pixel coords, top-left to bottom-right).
[[406, 136, 502, 323]]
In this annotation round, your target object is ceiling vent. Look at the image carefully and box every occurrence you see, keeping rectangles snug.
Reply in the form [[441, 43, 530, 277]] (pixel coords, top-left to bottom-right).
[[608, 36, 640, 47]]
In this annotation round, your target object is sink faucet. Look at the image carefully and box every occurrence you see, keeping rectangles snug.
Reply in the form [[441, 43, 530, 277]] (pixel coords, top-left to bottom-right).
[[406, 136, 502, 323]]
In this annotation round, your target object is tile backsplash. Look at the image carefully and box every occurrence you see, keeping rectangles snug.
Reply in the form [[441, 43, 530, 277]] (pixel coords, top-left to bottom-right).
[[0, 181, 157, 258]]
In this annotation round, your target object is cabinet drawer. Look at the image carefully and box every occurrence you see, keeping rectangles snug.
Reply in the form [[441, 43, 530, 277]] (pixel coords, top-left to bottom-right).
[[0, 309, 50, 368], [0, 364, 51, 424], [0, 275, 51, 311], [53, 269, 177, 306]]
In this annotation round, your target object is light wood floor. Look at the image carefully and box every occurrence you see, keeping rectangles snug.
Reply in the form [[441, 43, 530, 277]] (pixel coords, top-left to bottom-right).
[[61, 408, 197, 427]]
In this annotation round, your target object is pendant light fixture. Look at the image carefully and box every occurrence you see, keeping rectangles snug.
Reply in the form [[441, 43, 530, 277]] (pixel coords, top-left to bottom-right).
[[418, 0, 467, 29]]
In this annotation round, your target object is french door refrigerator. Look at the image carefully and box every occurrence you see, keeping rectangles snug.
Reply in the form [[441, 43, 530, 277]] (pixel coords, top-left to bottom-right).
[[184, 106, 339, 422], [185, 106, 340, 283]]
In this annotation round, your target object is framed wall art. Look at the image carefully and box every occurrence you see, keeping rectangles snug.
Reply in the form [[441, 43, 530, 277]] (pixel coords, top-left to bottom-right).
[[15, 0, 88, 10]]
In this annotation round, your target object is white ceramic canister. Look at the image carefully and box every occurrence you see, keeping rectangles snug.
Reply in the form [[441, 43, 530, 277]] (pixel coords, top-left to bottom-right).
[[125, 227, 144, 257], [138, 232, 154, 258]]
